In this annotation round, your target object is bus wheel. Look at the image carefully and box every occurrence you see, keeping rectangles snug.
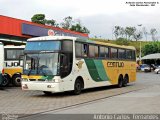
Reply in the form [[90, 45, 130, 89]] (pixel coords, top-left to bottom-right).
[[73, 79, 82, 95], [2, 75, 10, 87], [13, 74, 21, 87], [117, 75, 123, 88], [123, 75, 128, 87], [43, 91, 52, 95]]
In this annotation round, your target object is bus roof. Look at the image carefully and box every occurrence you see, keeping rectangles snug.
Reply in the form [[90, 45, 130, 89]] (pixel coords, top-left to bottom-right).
[[27, 36, 78, 41], [78, 39, 136, 50], [4, 45, 25, 49], [27, 36, 135, 50]]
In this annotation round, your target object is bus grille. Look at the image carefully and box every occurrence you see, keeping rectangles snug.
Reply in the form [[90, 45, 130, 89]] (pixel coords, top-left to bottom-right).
[[29, 79, 36, 81], [38, 79, 45, 81]]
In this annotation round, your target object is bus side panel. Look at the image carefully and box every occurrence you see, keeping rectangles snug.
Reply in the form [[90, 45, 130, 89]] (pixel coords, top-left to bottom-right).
[[62, 58, 136, 91], [102, 60, 136, 84], [0, 44, 4, 85], [4, 67, 22, 77], [65, 59, 112, 90], [84, 59, 109, 82]]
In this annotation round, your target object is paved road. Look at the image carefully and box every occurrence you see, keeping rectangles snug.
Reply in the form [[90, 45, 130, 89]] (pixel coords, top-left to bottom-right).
[[0, 72, 159, 117], [47, 72, 160, 114]]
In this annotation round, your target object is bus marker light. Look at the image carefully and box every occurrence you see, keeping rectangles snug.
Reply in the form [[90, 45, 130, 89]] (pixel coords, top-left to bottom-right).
[[47, 85, 52, 88]]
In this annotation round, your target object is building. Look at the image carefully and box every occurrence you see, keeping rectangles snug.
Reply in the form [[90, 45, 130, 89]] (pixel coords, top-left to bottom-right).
[[0, 15, 88, 45]]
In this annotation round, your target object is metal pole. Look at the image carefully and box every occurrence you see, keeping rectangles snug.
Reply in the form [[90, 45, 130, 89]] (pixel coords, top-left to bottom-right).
[[139, 41, 142, 64], [138, 24, 142, 64]]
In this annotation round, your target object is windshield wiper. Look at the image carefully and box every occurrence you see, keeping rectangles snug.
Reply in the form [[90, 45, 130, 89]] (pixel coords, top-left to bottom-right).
[[39, 65, 47, 76], [41, 70, 46, 76]]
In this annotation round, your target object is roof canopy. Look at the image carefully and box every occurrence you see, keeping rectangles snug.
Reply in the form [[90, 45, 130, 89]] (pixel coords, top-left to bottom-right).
[[141, 53, 160, 60]]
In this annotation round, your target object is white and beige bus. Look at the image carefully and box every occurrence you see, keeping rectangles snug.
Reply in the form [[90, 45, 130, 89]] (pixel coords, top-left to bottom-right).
[[0, 42, 4, 86], [21, 36, 136, 95], [3, 45, 25, 86]]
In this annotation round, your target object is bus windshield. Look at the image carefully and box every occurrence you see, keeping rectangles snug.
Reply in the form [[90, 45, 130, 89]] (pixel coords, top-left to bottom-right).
[[23, 53, 59, 76], [25, 41, 61, 51]]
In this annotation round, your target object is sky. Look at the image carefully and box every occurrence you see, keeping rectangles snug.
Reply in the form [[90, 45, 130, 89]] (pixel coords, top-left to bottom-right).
[[1, 0, 160, 40]]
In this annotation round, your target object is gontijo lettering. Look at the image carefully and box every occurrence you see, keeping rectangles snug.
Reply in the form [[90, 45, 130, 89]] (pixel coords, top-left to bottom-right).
[[107, 62, 124, 67]]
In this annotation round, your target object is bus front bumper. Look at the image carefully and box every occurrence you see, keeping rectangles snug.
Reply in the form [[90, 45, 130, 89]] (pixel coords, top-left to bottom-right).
[[21, 81, 61, 92]]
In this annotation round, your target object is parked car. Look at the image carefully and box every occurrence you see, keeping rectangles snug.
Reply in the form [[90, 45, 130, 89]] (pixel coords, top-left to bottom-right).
[[140, 64, 151, 72], [151, 64, 157, 70], [154, 67, 160, 74]]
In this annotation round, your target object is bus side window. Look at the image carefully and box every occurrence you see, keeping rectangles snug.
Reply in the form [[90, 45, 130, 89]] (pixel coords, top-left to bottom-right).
[[95, 46, 99, 58], [110, 48, 118, 59], [99, 46, 105, 58], [118, 49, 126, 59], [105, 47, 109, 58], [82, 44, 88, 57], [126, 50, 132, 59], [75, 43, 82, 57], [89, 44, 95, 58], [132, 50, 136, 60]]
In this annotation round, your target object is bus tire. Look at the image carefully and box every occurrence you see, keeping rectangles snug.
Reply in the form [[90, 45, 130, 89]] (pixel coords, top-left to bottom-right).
[[2, 74, 10, 87], [13, 74, 21, 87], [117, 75, 123, 88], [123, 75, 129, 87], [43, 91, 52, 95], [73, 79, 83, 95]]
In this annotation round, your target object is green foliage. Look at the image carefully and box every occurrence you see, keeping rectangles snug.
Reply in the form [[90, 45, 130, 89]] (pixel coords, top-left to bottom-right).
[[31, 14, 58, 27], [142, 42, 160, 55], [61, 16, 73, 29], [133, 31, 143, 41], [115, 38, 129, 45], [61, 16, 90, 33], [125, 27, 136, 40], [113, 26, 142, 41], [150, 28, 158, 41], [45, 19, 57, 26], [31, 14, 90, 33], [31, 14, 46, 25], [113, 26, 121, 39], [70, 24, 90, 33], [70, 24, 82, 32], [82, 26, 90, 34]]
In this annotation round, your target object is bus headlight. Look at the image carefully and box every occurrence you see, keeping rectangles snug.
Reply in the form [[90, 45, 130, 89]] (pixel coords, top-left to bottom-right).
[[52, 78, 60, 83], [52, 79, 55, 82]]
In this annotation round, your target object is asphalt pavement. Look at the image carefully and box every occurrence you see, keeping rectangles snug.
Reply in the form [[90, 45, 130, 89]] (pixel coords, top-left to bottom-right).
[[0, 72, 160, 120]]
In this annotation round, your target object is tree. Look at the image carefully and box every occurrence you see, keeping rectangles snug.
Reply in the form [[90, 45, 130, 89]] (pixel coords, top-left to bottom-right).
[[31, 14, 46, 25], [142, 42, 160, 55], [70, 24, 90, 34], [142, 27, 148, 41], [82, 26, 90, 34], [120, 27, 125, 38], [31, 14, 90, 34], [125, 27, 136, 40], [113, 26, 121, 39], [45, 19, 59, 27], [61, 16, 73, 30], [64, 17, 90, 33], [133, 31, 143, 41], [31, 14, 58, 27], [150, 28, 158, 41]]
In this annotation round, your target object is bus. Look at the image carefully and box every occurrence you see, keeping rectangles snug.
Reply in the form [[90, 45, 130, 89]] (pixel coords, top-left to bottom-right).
[[0, 42, 4, 86], [21, 36, 136, 95], [3, 45, 25, 86]]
